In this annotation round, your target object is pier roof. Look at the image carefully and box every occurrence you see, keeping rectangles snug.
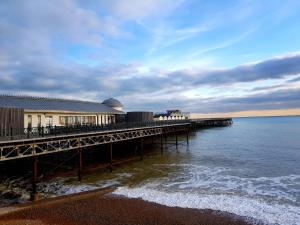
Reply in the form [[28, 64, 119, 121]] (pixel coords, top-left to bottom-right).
[[0, 95, 124, 114]]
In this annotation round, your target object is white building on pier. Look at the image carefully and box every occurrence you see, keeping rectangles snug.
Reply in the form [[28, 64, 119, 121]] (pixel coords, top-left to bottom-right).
[[0, 95, 124, 129]]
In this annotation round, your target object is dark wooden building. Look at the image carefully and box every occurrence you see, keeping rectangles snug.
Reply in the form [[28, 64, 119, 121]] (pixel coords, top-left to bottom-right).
[[126, 112, 154, 123], [0, 107, 24, 135]]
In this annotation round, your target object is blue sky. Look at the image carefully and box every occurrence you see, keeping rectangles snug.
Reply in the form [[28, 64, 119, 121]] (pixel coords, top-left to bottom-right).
[[1, 0, 300, 113]]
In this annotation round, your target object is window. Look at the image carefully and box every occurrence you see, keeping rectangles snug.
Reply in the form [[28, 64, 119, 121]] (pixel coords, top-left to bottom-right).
[[45, 116, 53, 126], [59, 116, 67, 125], [82, 116, 96, 125], [37, 115, 41, 127], [27, 115, 32, 129], [59, 116, 87, 126]]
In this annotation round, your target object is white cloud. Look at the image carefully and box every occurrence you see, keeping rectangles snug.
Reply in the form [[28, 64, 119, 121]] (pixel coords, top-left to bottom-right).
[[107, 0, 184, 21]]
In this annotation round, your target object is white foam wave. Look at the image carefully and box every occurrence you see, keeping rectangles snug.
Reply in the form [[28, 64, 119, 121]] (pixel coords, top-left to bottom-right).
[[38, 172, 133, 196], [114, 186, 300, 225], [38, 178, 97, 196], [152, 164, 300, 204]]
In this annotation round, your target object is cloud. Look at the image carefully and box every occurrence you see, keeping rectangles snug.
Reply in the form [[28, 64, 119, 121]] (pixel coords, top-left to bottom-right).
[[105, 0, 184, 21], [123, 88, 300, 113], [0, 0, 109, 47], [2, 51, 300, 113], [1, 0, 300, 114], [288, 76, 300, 83], [249, 85, 285, 92], [190, 53, 300, 85]]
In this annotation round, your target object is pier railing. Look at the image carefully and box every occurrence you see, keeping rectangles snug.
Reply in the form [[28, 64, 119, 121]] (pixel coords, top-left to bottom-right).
[[0, 120, 190, 141]]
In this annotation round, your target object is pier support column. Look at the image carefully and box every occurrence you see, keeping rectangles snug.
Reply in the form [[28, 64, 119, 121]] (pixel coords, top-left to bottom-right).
[[134, 141, 137, 155], [140, 137, 144, 161], [151, 136, 154, 145], [160, 134, 163, 155], [30, 156, 38, 201], [109, 143, 113, 172], [176, 133, 178, 152], [186, 129, 189, 147], [78, 148, 83, 181]]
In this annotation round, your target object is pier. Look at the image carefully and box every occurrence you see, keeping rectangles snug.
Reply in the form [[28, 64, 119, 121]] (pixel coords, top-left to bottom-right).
[[190, 118, 233, 129], [0, 118, 232, 200]]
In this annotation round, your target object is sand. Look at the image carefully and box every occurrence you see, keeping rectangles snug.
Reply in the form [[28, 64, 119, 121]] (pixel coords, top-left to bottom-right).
[[0, 188, 253, 225]]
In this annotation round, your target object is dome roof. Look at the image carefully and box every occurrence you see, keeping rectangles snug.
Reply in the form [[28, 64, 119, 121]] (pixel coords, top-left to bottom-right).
[[102, 98, 123, 108]]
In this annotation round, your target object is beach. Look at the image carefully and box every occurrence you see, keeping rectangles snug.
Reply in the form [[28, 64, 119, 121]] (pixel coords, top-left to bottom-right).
[[0, 187, 253, 225]]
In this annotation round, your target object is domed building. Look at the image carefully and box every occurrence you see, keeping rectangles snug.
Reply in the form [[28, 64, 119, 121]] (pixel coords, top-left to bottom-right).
[[102, 98, 124, 111]]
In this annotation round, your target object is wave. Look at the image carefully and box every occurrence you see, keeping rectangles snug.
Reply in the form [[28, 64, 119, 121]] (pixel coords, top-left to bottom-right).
[[150, 164, 300, 205], [114, 186, 300, 225]]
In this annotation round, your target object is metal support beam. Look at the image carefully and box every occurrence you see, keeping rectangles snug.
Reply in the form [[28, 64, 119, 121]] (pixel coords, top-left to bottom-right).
[[109, 143, 113, 172], [30, 156, 38, 201], [78, 148, 83, 181]]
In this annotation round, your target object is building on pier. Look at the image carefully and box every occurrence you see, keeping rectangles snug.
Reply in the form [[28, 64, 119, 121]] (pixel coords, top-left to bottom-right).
[[154, 109, 188, 121], [0, 95, 124, 129]]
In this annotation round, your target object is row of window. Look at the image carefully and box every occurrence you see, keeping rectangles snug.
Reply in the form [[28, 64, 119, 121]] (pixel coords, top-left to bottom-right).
[[59, 116, 96, 125], [27, 115, 114, 128], [27, 115, 53, 128]]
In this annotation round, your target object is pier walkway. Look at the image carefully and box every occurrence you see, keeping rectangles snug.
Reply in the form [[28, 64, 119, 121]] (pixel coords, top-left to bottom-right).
[[0, 121, 190, 161]]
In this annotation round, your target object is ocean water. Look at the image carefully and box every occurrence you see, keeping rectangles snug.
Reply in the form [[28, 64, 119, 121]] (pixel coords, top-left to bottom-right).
[[29, 117, 300, 224]]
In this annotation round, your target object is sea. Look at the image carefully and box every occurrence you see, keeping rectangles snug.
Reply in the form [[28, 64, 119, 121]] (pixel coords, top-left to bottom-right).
[[2, 116, 300, 225]]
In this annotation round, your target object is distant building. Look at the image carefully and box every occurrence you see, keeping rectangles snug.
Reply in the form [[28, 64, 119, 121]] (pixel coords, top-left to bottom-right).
[[154, 109, 188, 121], [0, 95, 124, 129]]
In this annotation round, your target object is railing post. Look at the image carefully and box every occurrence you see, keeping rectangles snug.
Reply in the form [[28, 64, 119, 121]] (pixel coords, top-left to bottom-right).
[[10, 127, 13, 140]]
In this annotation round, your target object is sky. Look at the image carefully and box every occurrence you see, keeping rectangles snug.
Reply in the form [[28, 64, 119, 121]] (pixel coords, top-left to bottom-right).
[[1, 0, 300, 116]]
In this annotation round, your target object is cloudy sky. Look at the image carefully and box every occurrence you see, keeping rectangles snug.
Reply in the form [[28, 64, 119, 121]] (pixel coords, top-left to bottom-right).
[[1, 0, 300, 115]]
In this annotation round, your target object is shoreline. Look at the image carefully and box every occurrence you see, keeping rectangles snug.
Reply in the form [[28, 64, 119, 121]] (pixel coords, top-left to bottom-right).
[[0, 187, 255, 225]]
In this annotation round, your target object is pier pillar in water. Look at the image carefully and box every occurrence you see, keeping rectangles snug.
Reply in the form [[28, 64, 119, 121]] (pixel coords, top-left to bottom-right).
[[30, 156, 38, 201], [134, 140, 137, 155], [140, 137, 144, 160], [78, 148, 83, 181], [160, 134, 163, 155], [186, 129, 189, 146], [176, 133, 178, 151], [109, 143, 113, 172]]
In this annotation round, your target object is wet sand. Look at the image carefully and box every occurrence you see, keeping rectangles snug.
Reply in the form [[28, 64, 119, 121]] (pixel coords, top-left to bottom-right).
[[0, 188, 253, 225]]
